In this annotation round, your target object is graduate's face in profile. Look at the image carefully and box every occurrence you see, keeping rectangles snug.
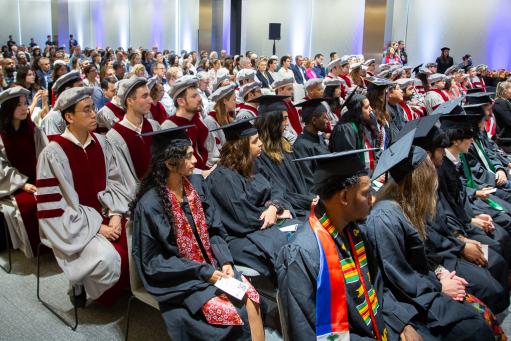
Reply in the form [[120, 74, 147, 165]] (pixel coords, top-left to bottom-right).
[[181, 88, 202, 112], [429, 148, 445, 168], [173, 146, 196, 176], [279, 85, 294, 97], [361, 99, 372, 121], [249, 134, 263, 158], [346, 176, 372, 220], [454, 138, 473, 154], [12, 96, 29, 121], [67, 97, 97, 132], [281, 112, 290, 132], [128, 85, 152, 114], [312, 113, 327, 132]]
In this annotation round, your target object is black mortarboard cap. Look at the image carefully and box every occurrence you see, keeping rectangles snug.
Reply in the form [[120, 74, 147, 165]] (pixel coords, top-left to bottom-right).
[[210, 118, 258, 141], [462, 103, 486, 118], [441, 47, 450, 51], [465, 92, 494, 105], [371, 129, 428, 182], [466, 88, 483, 94], [412, 64, 423, 75], [439, 113, 481, 131], [250, 95, 289, 113], [140, 125, 193, 155], [295, 98, 327, 122], [394, 114, 448, 151], [294, 149, 375, 185], [430, 97, 464, 116]]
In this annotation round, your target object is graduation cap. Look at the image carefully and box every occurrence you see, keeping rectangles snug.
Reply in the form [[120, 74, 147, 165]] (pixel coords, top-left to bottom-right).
[[462, 103, 486, 117], [250, 95, 289, 113], [467, 87, 483, 94], [412, 64, 423, 75], [52, 71, 81, 94], [294, 149, 374, 186], [371, 129, 428, 182], [441, 47, 450, 51], [439, 113, 481, 132], [140, 125, 193, 155], [465, 92, 494, 105], [210, 118, 257, 141], [394, 114, 448, 152], [0, 87, 30, 106], [430, 97, 464, 116], [295, 98, 327, 122], [209, 83, 236, 102], [365, 76, 393, 91], [54, 87, 94, 112]]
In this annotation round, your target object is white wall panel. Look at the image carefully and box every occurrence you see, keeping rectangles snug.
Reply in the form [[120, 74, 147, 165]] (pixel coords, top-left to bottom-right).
[[241, 0, 365, 58]]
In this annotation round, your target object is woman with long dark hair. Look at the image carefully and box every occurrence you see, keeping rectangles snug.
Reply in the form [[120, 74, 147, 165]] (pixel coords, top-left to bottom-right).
[[0, 87, 48, 258], [207, 119, 294, 278], [131, 127, 264, 341], [365, 135, 504, 340], [329, 94, 378, 172], [252, 96, 315, 219]]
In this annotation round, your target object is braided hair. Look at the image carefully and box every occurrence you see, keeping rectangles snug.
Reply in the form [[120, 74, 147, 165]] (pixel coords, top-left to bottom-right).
[[130, 139, 191, 243]]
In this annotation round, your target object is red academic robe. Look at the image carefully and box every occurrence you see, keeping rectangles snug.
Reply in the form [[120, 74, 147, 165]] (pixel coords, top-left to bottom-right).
[[168, 113, 209, 170], [150, 102, 168, 124], [50, 135, 129, 306]]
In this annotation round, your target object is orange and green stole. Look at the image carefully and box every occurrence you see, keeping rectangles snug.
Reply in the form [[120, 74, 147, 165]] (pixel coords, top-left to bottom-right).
[[310, 207, 387, 340]]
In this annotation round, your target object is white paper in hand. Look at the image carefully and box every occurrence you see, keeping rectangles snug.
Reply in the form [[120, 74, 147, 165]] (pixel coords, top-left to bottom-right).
[[279, 224, 298, 232], [214, 277, 249, 301], [482, 244, 488, 262]]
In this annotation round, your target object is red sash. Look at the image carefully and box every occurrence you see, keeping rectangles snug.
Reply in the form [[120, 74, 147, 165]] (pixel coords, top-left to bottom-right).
[[168, 178, 259, 325], [285, 100, 303, 134], [398, 101, 415, 121], [52, 134, 106, 213], [105, 101, 126, 121], [168, 113, 209, 170], [236, 102, 259, 116], [429, 89, 449, 110], [111, 119, 153, 179]]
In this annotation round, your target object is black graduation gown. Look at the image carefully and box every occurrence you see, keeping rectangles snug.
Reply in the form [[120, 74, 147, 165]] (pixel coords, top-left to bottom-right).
[[132, 175, 252, 341], [206, 165, 293, 277], [427, 194, 509, 314], [465, 139, 511, 203], [479, 131, 511, 168], [386, 103, 406, 142], [438, 156, 511, 272], [277, 217, 433, 341], [493, 98, 511, 149], [256, 151, 314, 220], [364, 200, 494, 340], [292, 130, 329, 189]]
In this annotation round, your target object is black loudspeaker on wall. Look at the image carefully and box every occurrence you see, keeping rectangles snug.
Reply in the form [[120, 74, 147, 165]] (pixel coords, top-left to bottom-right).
[[269, 23, 281, 40]]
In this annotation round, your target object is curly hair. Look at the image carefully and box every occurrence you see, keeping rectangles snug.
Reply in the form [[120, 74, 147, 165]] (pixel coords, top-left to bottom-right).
[[314, 171, 367, 200], [376, 156, 437, 240], [219, 135, 254, 178], [130, 139, 191, 243], [255, 110, 291, 162]]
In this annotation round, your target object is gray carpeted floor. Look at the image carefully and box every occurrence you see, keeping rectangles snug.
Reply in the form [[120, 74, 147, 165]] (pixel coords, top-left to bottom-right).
[[1, 249, 511, 340], [0, 250, 282, 341]]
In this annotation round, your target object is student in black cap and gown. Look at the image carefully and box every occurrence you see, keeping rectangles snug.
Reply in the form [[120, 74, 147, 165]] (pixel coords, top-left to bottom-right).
[[436, 47, 454, 74], [330, 93, 379, 173], [365, 130, 502, 340], [252, 95, 315, 219], [131, 126, 264, 341], [397, 115, 510, 315], [206, 119, 296, 279], [277, 149, 431, 341], [292, 98, 330, 188]]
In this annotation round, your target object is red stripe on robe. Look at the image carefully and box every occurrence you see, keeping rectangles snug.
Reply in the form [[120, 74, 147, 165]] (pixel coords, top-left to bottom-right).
[[53, 134, 128, 306], [105, 101, 126, 121], [150, 102, 168, 124], [1, 119, 40, 253], [167, 113, 209, 170], [111, 119, 154, 179], [236, 103, 259, 116], [284, 99, 303, 134]]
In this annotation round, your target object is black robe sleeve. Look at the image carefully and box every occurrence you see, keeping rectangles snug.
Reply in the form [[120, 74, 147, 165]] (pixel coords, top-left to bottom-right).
[[329, 122, 358, 152], [132, 188, 217, 314]]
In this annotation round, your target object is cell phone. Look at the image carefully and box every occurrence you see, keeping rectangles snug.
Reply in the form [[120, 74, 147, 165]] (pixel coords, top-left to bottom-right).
[[482, 188, 497, 194]]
